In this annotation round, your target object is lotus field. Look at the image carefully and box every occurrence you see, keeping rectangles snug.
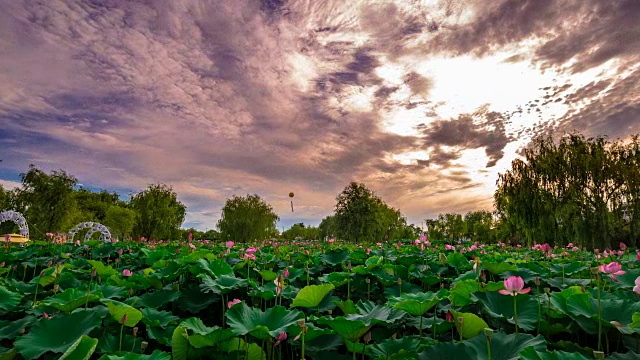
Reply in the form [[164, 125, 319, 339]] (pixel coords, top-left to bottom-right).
[[3, 239, 640, 360]]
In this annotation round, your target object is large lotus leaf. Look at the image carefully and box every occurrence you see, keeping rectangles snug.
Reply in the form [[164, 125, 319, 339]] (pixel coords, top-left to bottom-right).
[[0, 316, 34, 340], [601, 298, 640, 328], [317, 317, 370, 342], [248, 288, 276, 301], [59, 335, 98, 360], [416, 341, 477, 359], [519, 347, 590, 360], [337, 300, 358, 315], [256, 269, 278, 281], [198, 274, 247, 295], [369, 336, 421, 359], [483, 262, 518, 275], [550, 287, 584, 316], [98, 350, 171, 360], [371, 266, 398, 286], [388, 292, 440, 316], [349, 301, 406, 326], [177, 284, 217, 313], [136, 290, 181, 308], [549, 263, 587, 276], [14, 310, 102, 360], [226, 303, 303, 340], [612, 269, 640, 290], [0, 286, 21, 313], [147, 326, 175, 346], [546, 278, 590, 290], [141, 308, 179, 328], [102, 300, 143, 327], [171, 326, 189, 360], [291, 284, 335, 308], [447, 252, 469, 272], [449, 280, 480, 307], [87, 260, 117, 278], [221, 338, 266, 360], [98, 285, 128, 300], [365, 256, 384, 269], [286, 322, 335, 342], [40, 288, 100, 313], [466, 331, 546, 360], [179, 317, 216, 336], [452, 312, 488, 339], [473, 292, 539, 331], [406, 315, 454, 334], [383, 282, 423, 298], [608, 352, 640, 360], [320, 250, 350, 266], [318, 272, 350, 287], [196, 259, 234, 277], [189, 328, 235, 349]]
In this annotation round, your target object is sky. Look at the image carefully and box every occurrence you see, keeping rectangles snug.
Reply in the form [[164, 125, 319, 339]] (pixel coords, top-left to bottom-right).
[[1, 0, 639, 231]]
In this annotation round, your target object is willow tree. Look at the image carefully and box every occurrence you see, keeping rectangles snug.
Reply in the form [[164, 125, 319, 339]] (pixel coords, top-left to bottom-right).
[[217, 194, 279, 243], [495, 134, 638, 249]]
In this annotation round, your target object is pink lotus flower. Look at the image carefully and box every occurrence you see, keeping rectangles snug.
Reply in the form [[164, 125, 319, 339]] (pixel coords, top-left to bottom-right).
[[498, 276, 531, 296], [620, 242, 627, 251], [122, 269, 133, 277], [599, 262, 626, 282], [637, 252, 640, 262], [633, 277, 640, 295], [244, 253, 256, 261], [274, 332, 287, 347], [118, 248, 123, 255], [228, 298, 242, 309], [188, 232, 193, 241], [43, 312, 52, 320], [283, 268, 290, 278], [189, 243, 196, 250]]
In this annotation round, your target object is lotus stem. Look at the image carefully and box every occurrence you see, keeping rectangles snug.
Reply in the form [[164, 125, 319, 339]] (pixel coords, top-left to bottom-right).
[[419, 315, 423, 340], [119, 324, 124, 352], [597, 277, 602, 351], [513, 296, 519, 335]]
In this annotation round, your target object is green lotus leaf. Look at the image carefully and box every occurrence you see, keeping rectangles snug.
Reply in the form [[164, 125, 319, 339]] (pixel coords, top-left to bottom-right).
[[600, 298, 640, 329], [406, 315, 454, 335], [549, 287, 584, 316], [383, 281, 423, 298], [608, 351, 640, 360], [177, 285, 217, 314], [0, 316, 34, 340], [447, 252, 469, 271], [369, 336, 421, 359], [226, 303, 303, 340], [147, 326, 175, 346], [198, 274, 247, 295], [102, 300, 143, 327], [14, 310, 102, 360], [171, 326, 189, 360], [318, 272, 350, 287], [189, 328, 235, 349], [140, 308, 179, 328], [286, 322, 335, 342], [452, 312, 488, 339], [519, 347, 590, 360], [320, 250, 350, 266], [549, 263, 587, 276], [465, 331, 546, 360], [221, 338, 266, 360], [483, 262, 518, 275], [317, 317, 370, 342], [291, 284, 335, 308], [389, 292, 440, 316], [40, 288, 100, 313], [98, 350, 172, 360], [136, 290, 181, 308], [416, 340, 477, 359], [98, 285, 128, 300], [365, 256, 384, 269], [449, 280, 480, 307], [256, 269, 278, 281], [196, 259, 234, 277], [59, 335, 98, 360], [87, 260, 117, 278], [337, 300, 358, 315], [0, 286, 21, 314], [248, 288, 276, 301], [473, 292, 539, 331]]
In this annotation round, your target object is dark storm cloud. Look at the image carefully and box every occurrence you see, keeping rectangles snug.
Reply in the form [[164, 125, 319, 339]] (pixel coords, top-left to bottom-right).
[[420, 109, 512, 167]]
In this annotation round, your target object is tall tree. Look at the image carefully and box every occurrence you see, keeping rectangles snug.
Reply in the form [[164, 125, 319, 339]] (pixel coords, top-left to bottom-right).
[[102, 205, 137, 241], [15, 165, 79, 238], [130, 184, 186, 240], [217, 194, 279, 243], [318, 215, 338, 240]]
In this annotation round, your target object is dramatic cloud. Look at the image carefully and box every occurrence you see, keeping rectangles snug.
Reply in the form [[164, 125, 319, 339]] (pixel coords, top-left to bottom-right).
[[1, 0, 638, 230]]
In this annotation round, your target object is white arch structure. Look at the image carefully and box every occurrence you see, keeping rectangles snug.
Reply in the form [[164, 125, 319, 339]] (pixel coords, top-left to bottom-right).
[[68, 222, 112, 243], [0, 210, 29, 239]]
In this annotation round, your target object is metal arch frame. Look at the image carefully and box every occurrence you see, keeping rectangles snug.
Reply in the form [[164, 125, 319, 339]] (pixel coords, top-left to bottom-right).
[[0, 210, 29, 239], [68, 222, 112, 243]]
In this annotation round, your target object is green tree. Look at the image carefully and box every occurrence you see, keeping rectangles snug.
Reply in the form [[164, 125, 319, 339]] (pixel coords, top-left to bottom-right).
[[217, 194, 279, 243], [130, 184, 186, 240], [15, 165, 79, 238], [102, 205, 137, 241], [74, 188, 121, 222], [318, 215, 338, 240], [463, 210, 494, 243]]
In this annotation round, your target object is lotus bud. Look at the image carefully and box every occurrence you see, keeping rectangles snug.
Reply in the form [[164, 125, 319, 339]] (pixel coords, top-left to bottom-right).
[[347, 261, 352, 271], [141, 341, 148, 352], [53, 284, 59, 294], [364, 331, 372, 344], [19, 328, 25, 334], [446, 310, 453, 322], [544, 287, 550, 294], [298, 319, 305, 328], [391, 333, 397, 340], [534, 277, 540, 286], [398, 278, 402, 285], [120, 314, 127, 325], [327, 309, 332, 315], [581, 285, 586, 293], [91, 268, 97, 277]]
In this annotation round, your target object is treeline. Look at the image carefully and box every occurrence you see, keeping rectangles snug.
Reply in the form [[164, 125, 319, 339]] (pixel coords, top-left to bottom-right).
[[0, 165, 187, 240], [494, 134, 640, 250]]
